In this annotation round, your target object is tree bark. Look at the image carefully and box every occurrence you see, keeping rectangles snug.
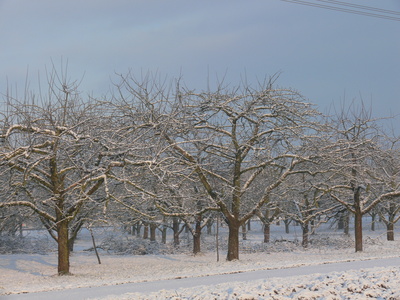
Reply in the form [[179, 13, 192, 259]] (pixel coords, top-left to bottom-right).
[[193, 215, 202, 254], [301, 222, 309, 248], [370, 213, 376, 231], [387, 223, 394, 241], [207, 219, 213, 235], [150, 223, 157, 242], [338, 212, 344, 230], [344, 213, 350, 235], [193, 233, 201, 254], [284, 219, 290, 234], [354, 211, 363, 252], [263, 223, 270, 243], [241, 223, 247, 240], [143, 223, 149, 239], [57, 219, 70, 275], [172, 217, 180, 246], [354, 187, 363, 252], [136, 223, 141, 237], [161, 225, 167, 244], [227, 220, 240, 261]]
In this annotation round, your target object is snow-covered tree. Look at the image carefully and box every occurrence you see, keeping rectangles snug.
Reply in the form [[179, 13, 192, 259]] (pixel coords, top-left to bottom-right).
[[114, 73, 322, 260], [0, 67, 111, 275], [320, 102, 400, 252]]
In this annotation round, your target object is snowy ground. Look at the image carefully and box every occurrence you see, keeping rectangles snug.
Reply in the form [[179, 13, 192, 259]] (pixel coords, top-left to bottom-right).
[[1, 220, 400, 299]]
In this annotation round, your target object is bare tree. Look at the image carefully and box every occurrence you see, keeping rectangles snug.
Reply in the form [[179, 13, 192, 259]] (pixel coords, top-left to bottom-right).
[[375, 133, 400, 240], [321, 102, 400, 252], [0, 66, 110, 275], [279, 172, 340, 248], [114, 73, 322, 260]]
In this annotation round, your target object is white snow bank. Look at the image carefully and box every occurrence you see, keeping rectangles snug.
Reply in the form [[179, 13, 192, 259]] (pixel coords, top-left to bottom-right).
[[103, 266, 400, 300]]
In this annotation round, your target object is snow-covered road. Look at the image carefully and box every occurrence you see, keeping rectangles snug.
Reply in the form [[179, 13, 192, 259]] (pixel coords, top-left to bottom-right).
[[4, 256, 400, 300]]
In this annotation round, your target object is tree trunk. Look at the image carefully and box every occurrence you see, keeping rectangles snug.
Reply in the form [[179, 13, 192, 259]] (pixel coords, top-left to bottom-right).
[[387, 202, 395, 241], [68, 239, 75, 252], [354, 211, 363, 252], [68, 223, 83, 252], [344, 213, 350, 235], [263, 223, 270, 243], [193, 232, 201, 254], [136, 223, 141, 236], [370, 213, 376, 231], [227, 220, 240, 261], [338, 213, 344, 230], [387, 223, 394, 241], [131, 224, 136, 235], [207, 219, 213, 235], [162, 225, 167, 244], [247, 219, 251, 231], [284, 219, 290, 234], [354, 187, 363, 252], [310, 219, 315, 235], [143, 223, 149, 239], [150, 223, 157, 242], [302, 222, 309, 248], [193, 218, 202, 254], [172, 217, 180, 246], [57, 219, 70, 275], [241, 223, 247, 240]]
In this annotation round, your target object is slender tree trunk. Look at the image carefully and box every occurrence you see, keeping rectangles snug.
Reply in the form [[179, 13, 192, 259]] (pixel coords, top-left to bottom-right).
[[68, 223, 82, 252], [284, 219, 290, 234], [207, 219, 213, 235], [172, 217, 180, 246], [344, 213, 350, 235], [57, 219, 70, 275], [387, 203, 396, 241], [247, 219, 251, 231], [136, 223, 141, 237], [354, 187, 363, 252], [370, 213, 376, 231], [89, 228, 101, 265], [161, 226, 167, 244], [387, 223, 394, 241], [68, 239, 74, 252], [216, 216, 220, 262], [338, 212, 346, 230], [263, 223, 270, 243], [310, 219, 315, 235], [131, 224, 136, 235], [227, 220, 240, 261], [143, 223, 149, 239], [241, 223, 247, 240], [193, 217, 202, 254], [354, 211, 363, 252]]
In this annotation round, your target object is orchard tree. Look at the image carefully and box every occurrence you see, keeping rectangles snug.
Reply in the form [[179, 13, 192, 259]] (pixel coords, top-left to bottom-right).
[[114, 73, 322, 260], [279, 172, 340, 248], [0, 67, 111, 275], [155, 179, 216, 254], [321, 102, 400, 252], [375, 133, 400, 240]]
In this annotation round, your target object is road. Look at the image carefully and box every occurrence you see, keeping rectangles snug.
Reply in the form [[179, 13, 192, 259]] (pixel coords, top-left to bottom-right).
[[3, 257, 400, 300]]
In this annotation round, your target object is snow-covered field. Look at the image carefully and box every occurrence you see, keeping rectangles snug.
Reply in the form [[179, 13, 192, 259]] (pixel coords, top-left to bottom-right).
[[1, 220, 400, 299]]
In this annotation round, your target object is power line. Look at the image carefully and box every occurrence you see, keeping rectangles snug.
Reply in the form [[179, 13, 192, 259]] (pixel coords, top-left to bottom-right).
[[280, 0, 400, 22], [316, 0, 400, 16]]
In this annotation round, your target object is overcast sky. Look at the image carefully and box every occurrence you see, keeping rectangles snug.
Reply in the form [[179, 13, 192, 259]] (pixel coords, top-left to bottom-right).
[[0, 0, 399, 118]]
